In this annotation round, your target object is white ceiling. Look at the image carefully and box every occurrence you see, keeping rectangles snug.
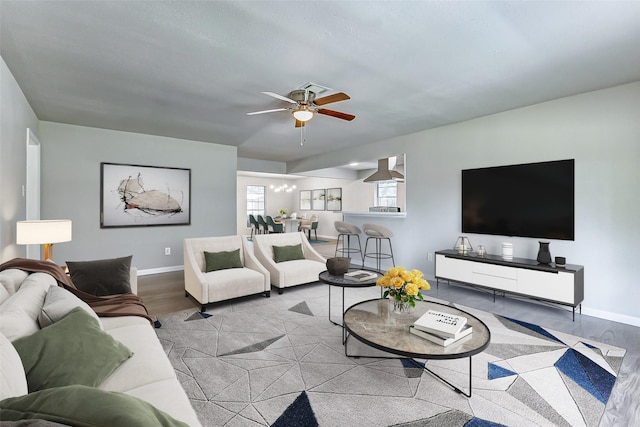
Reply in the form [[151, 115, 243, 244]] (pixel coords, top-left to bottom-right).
[[2, 1, 639, 165]]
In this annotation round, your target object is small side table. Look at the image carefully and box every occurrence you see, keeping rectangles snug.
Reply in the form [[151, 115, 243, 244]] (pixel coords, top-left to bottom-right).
[[318, 268, 381, 343]]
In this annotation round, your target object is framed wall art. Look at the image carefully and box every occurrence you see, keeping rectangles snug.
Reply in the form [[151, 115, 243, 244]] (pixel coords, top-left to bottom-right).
[[100, 162, 191, 228], [326, 187, 342, 211], [299, 190, 311, 211], [312, 189, 326, 211]]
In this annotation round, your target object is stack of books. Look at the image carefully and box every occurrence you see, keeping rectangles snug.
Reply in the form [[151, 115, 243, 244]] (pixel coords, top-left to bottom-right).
[[343, 270, 378, 282], [409, 309, 473, 346]]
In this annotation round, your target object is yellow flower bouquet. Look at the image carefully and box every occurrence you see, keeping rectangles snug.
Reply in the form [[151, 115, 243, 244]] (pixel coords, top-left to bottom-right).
[[376, 266, 430, 314]]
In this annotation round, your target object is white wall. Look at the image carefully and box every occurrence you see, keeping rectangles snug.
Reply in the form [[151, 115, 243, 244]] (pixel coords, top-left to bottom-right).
[[39, 122, 237, 271], [0, 56, 39, 262], [288, 82, 640, 325]]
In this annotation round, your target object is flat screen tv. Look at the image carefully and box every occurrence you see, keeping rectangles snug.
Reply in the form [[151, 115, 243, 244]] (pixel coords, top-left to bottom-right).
[[462, 159, 574, 240]]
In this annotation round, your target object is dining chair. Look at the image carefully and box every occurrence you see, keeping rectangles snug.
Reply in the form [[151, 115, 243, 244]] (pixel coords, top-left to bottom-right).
[[266, 215, 284, 233]]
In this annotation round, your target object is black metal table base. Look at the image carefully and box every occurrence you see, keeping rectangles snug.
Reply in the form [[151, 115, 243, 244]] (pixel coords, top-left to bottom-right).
[[329, 285, 383, 344], [328, 285, 348, 344], [343, 333, 474, 397]]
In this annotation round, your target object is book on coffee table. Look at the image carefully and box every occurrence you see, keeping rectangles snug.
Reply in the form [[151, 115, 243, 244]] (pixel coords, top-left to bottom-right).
[[410, 324, 473, 347], [412, 309, 467, 338], [344, 270, 378, 282]]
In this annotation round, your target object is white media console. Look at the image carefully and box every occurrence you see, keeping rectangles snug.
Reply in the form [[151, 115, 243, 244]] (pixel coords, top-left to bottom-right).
[[435, 250, 584, 320]]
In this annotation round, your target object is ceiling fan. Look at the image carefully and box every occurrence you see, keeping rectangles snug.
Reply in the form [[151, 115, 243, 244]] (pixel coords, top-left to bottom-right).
[[247, 88, 355, 127]]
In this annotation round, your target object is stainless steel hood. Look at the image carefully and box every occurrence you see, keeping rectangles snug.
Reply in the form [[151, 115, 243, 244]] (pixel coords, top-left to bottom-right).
[[363, 158, 405, 182]]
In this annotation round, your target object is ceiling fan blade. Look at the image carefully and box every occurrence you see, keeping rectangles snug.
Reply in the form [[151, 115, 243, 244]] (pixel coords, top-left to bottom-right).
[[246, 108, 287, 116], [317, 108, 355, 121], [295, 119, 306, 128], [314, 92, 350, 106], [262, 91, 297, 104]]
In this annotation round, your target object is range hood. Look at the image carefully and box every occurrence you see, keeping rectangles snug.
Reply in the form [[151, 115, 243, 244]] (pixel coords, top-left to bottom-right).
[[363, 158, 405, 182]]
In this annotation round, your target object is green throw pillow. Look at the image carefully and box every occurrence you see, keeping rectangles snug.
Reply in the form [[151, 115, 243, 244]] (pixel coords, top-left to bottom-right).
[[0, 384, 189, 427], [12, 307, 133, 392], [204, 249, 243, 272], [273, 244, 305, 263]]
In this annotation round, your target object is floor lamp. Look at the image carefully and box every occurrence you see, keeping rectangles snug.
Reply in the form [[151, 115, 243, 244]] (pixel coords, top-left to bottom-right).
[[16, 220, 72, 260]]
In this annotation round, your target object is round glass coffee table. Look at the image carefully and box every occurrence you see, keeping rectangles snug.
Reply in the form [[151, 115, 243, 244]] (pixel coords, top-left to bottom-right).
[[343, 298, 491, 397], [318, 268, 382, 342]]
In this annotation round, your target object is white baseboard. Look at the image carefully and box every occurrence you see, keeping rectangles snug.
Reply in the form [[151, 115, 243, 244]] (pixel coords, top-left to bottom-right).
[[138, 265, 184, 276], [581, 306, 640, 328]]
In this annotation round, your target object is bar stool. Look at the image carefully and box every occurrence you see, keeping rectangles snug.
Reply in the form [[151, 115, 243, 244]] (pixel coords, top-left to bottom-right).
[[362, 223, 395, 271], [334, 221, 363, 264]]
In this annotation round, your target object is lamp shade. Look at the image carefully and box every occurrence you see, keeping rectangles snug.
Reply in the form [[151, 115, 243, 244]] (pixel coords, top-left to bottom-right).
[[292, 108, 313, 122], [16, 220, 72, 245]]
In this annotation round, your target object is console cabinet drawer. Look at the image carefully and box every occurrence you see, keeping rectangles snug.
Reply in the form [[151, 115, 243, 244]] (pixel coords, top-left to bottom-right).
[[517, 269, 575, 304], [435, 254, 472, 283]]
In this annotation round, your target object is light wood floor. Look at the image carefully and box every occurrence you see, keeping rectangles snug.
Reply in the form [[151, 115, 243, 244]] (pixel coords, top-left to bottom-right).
[[137, 239, 639, 426]]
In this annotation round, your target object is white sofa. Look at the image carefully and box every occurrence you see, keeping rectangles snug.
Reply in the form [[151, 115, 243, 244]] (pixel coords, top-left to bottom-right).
[[0, 267, 201, 426], [184, 235, 270, 311], [253, 231, 326, 294]]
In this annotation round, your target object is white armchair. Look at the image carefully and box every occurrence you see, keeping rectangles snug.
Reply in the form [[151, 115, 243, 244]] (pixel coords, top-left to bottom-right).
[[253, 232, 326, 294], [184, 235, 270, 311]]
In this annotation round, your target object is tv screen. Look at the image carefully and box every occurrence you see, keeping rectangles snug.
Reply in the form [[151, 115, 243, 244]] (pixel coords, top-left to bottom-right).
[[462, 159, 574, 240]]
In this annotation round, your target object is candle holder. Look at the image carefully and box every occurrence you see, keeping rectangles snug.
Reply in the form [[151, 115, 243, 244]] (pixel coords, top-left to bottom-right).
[[453, 236, 473, 255]]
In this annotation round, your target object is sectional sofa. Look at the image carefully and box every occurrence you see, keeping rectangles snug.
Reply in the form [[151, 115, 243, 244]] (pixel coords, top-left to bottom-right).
[[0, 266, 201, 426]]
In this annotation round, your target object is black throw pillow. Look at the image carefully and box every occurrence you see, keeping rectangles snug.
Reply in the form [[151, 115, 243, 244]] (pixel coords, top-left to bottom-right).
[[66, 255, 132, 296]]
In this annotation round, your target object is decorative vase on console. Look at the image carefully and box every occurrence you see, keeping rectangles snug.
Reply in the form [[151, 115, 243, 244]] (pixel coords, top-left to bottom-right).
[[537, 241, 552, 264]]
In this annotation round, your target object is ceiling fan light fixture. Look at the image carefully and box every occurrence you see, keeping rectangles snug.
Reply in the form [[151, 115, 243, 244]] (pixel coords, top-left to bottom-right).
[[292, 107, 313, 122]]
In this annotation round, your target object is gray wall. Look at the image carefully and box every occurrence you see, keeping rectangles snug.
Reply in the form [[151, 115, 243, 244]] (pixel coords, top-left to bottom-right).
[[38, 122, 237, 271], [0, 56, 39, 262], [289, 82, 640, 324]]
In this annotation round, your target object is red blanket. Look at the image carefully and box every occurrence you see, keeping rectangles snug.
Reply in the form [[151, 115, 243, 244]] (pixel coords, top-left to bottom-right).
[[0, 258, 152, 325]]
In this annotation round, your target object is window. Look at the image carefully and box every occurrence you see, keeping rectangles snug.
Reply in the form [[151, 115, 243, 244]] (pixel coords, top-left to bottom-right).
[[246, 185, 265, 227], [376, 181, 397, 207]]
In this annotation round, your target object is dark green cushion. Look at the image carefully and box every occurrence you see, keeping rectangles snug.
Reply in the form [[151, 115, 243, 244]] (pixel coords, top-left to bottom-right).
[[66, 255, 132, 296], [204, 249, 243, 272], [273, 244, 305, 263], [12, 307, 132, 392], [0, 384, 189, 427]]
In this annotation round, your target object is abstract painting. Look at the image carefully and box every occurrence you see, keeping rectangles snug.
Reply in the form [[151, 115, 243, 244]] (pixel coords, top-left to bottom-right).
[[101, 162, 190, 228], [299, 190, 311, 211], [326, 187, 342, 211], [312, 189, 326, 211]]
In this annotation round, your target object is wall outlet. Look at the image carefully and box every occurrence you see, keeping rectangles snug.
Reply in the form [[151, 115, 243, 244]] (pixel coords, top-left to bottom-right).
[[427, 253, 433, 262], [165, 247, 171, 255]]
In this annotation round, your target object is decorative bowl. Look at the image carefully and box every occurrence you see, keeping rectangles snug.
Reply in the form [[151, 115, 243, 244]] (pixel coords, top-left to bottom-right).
[[326, 257, 350, 275]]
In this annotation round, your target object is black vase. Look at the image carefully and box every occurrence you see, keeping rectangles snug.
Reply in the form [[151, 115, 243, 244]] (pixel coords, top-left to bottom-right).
[[537, 241, 552, 264]]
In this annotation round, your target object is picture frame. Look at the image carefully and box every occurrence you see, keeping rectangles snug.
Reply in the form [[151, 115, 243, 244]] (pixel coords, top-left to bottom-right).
[[299, 190, 311, 211], [326, 187, 342, 211], [100, 162, 191, 228], [312, 189, 326, 211]]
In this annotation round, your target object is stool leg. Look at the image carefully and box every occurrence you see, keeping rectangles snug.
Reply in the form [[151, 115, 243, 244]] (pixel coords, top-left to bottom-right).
[[335, 234, 342, 257], [387, 237, 395, 267], [362, 237, 370, 268], [376, 238, 382, 271], [356, 235, 363, 264]]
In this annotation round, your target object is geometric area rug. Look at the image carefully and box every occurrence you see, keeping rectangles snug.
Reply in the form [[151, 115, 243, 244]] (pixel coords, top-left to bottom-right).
[[155, 288, 626, 427]]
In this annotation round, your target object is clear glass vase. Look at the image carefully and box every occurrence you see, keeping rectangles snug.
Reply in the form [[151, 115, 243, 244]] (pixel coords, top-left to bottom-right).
[[390, 298, 414, 315]]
